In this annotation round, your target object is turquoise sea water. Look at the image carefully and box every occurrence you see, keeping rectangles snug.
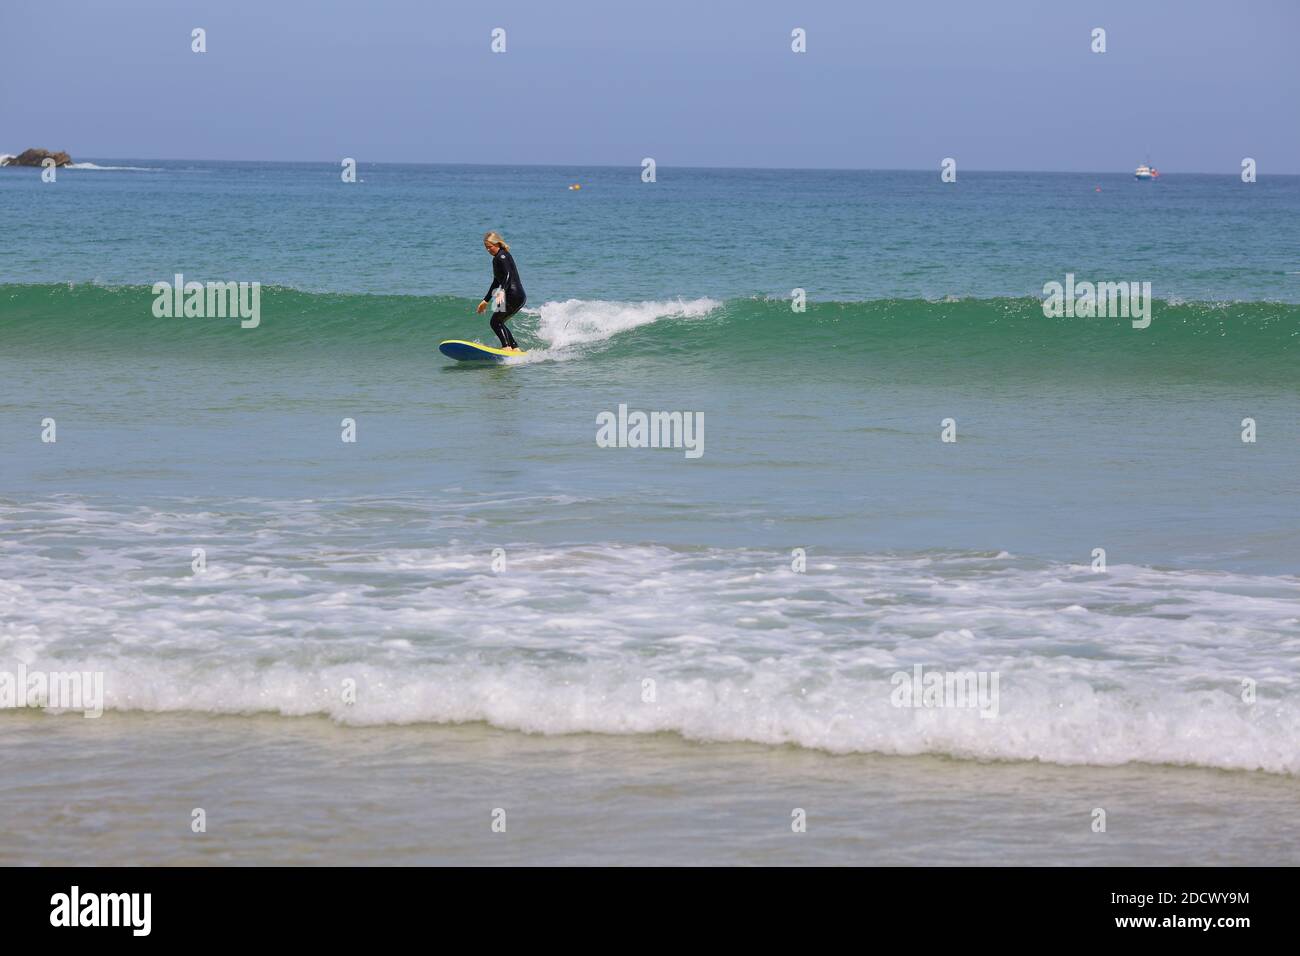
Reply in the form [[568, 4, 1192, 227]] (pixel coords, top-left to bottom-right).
[[5, 162, 1300, 300], [1, 162, 1298, 863]]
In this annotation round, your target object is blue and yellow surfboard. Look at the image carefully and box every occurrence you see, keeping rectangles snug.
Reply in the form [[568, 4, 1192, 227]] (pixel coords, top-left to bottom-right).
[[438, 339, 527, 363]]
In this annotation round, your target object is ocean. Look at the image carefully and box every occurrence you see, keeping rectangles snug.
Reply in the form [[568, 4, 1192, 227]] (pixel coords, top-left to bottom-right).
[[1, 161, 1298, 864]]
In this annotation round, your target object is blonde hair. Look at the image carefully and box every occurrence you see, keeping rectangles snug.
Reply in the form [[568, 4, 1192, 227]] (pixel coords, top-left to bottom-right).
[[483, 231, 510, 251]]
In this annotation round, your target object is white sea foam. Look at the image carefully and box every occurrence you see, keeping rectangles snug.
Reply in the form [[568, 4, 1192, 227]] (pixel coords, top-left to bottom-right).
[[519, 297, 720, 357], [2, 497, 1298, 774], [64, 163, 161, 171]]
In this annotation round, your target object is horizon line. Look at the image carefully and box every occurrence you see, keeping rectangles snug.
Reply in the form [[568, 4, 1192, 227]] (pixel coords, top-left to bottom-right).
[[10, 154, 1294, 178]]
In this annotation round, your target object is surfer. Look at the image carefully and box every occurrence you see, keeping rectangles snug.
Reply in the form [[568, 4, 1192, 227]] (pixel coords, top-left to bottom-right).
[[476, 231, 526, 350]]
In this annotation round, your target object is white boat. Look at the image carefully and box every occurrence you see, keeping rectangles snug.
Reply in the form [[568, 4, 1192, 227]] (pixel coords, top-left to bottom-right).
[[1134, 163, 1159, 180]]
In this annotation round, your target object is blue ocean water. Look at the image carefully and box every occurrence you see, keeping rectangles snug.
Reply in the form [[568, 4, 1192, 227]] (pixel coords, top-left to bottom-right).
[[1, 161, 1297, 783], [4, 160, 1299, 300]]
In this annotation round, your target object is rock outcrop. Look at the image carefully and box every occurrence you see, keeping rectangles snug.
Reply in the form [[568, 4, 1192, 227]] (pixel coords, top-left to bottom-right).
[[1, 149, 73, 167]]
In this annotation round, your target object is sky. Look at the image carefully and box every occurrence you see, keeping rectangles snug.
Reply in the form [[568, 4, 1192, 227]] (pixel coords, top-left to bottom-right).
[[1, 0, 1296, 173]]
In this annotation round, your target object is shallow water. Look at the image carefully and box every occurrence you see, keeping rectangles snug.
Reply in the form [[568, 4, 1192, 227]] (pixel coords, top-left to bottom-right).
[[3, 711, 1296, 866]]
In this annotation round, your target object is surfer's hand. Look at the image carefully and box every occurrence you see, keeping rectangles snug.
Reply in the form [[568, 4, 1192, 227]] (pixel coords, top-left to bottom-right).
[[476, 300, 487, 314]]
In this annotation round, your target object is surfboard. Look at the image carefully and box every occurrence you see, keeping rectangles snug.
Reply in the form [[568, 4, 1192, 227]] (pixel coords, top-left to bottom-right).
[[438, 339, 527, 362]]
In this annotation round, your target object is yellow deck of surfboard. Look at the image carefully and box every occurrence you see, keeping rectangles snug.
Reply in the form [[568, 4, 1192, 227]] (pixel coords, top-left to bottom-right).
[[438, 339, 527, 361]]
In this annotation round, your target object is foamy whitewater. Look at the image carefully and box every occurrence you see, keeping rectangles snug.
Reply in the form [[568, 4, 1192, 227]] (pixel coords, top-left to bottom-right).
[[3, 161, 1298, 863], [527, 297, 721, 352], [3, 497, 1297, 774]]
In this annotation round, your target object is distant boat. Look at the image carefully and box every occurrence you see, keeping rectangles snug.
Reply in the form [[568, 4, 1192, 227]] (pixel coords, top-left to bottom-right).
[[1134, 163, 1159, 180]]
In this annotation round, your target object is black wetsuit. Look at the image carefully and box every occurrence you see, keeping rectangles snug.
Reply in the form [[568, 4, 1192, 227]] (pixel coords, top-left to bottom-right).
[[484, 247, 526, 349]]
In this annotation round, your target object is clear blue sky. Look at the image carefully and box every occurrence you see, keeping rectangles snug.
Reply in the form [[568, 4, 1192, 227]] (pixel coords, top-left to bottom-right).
[[2, 0, 1296, 172]]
